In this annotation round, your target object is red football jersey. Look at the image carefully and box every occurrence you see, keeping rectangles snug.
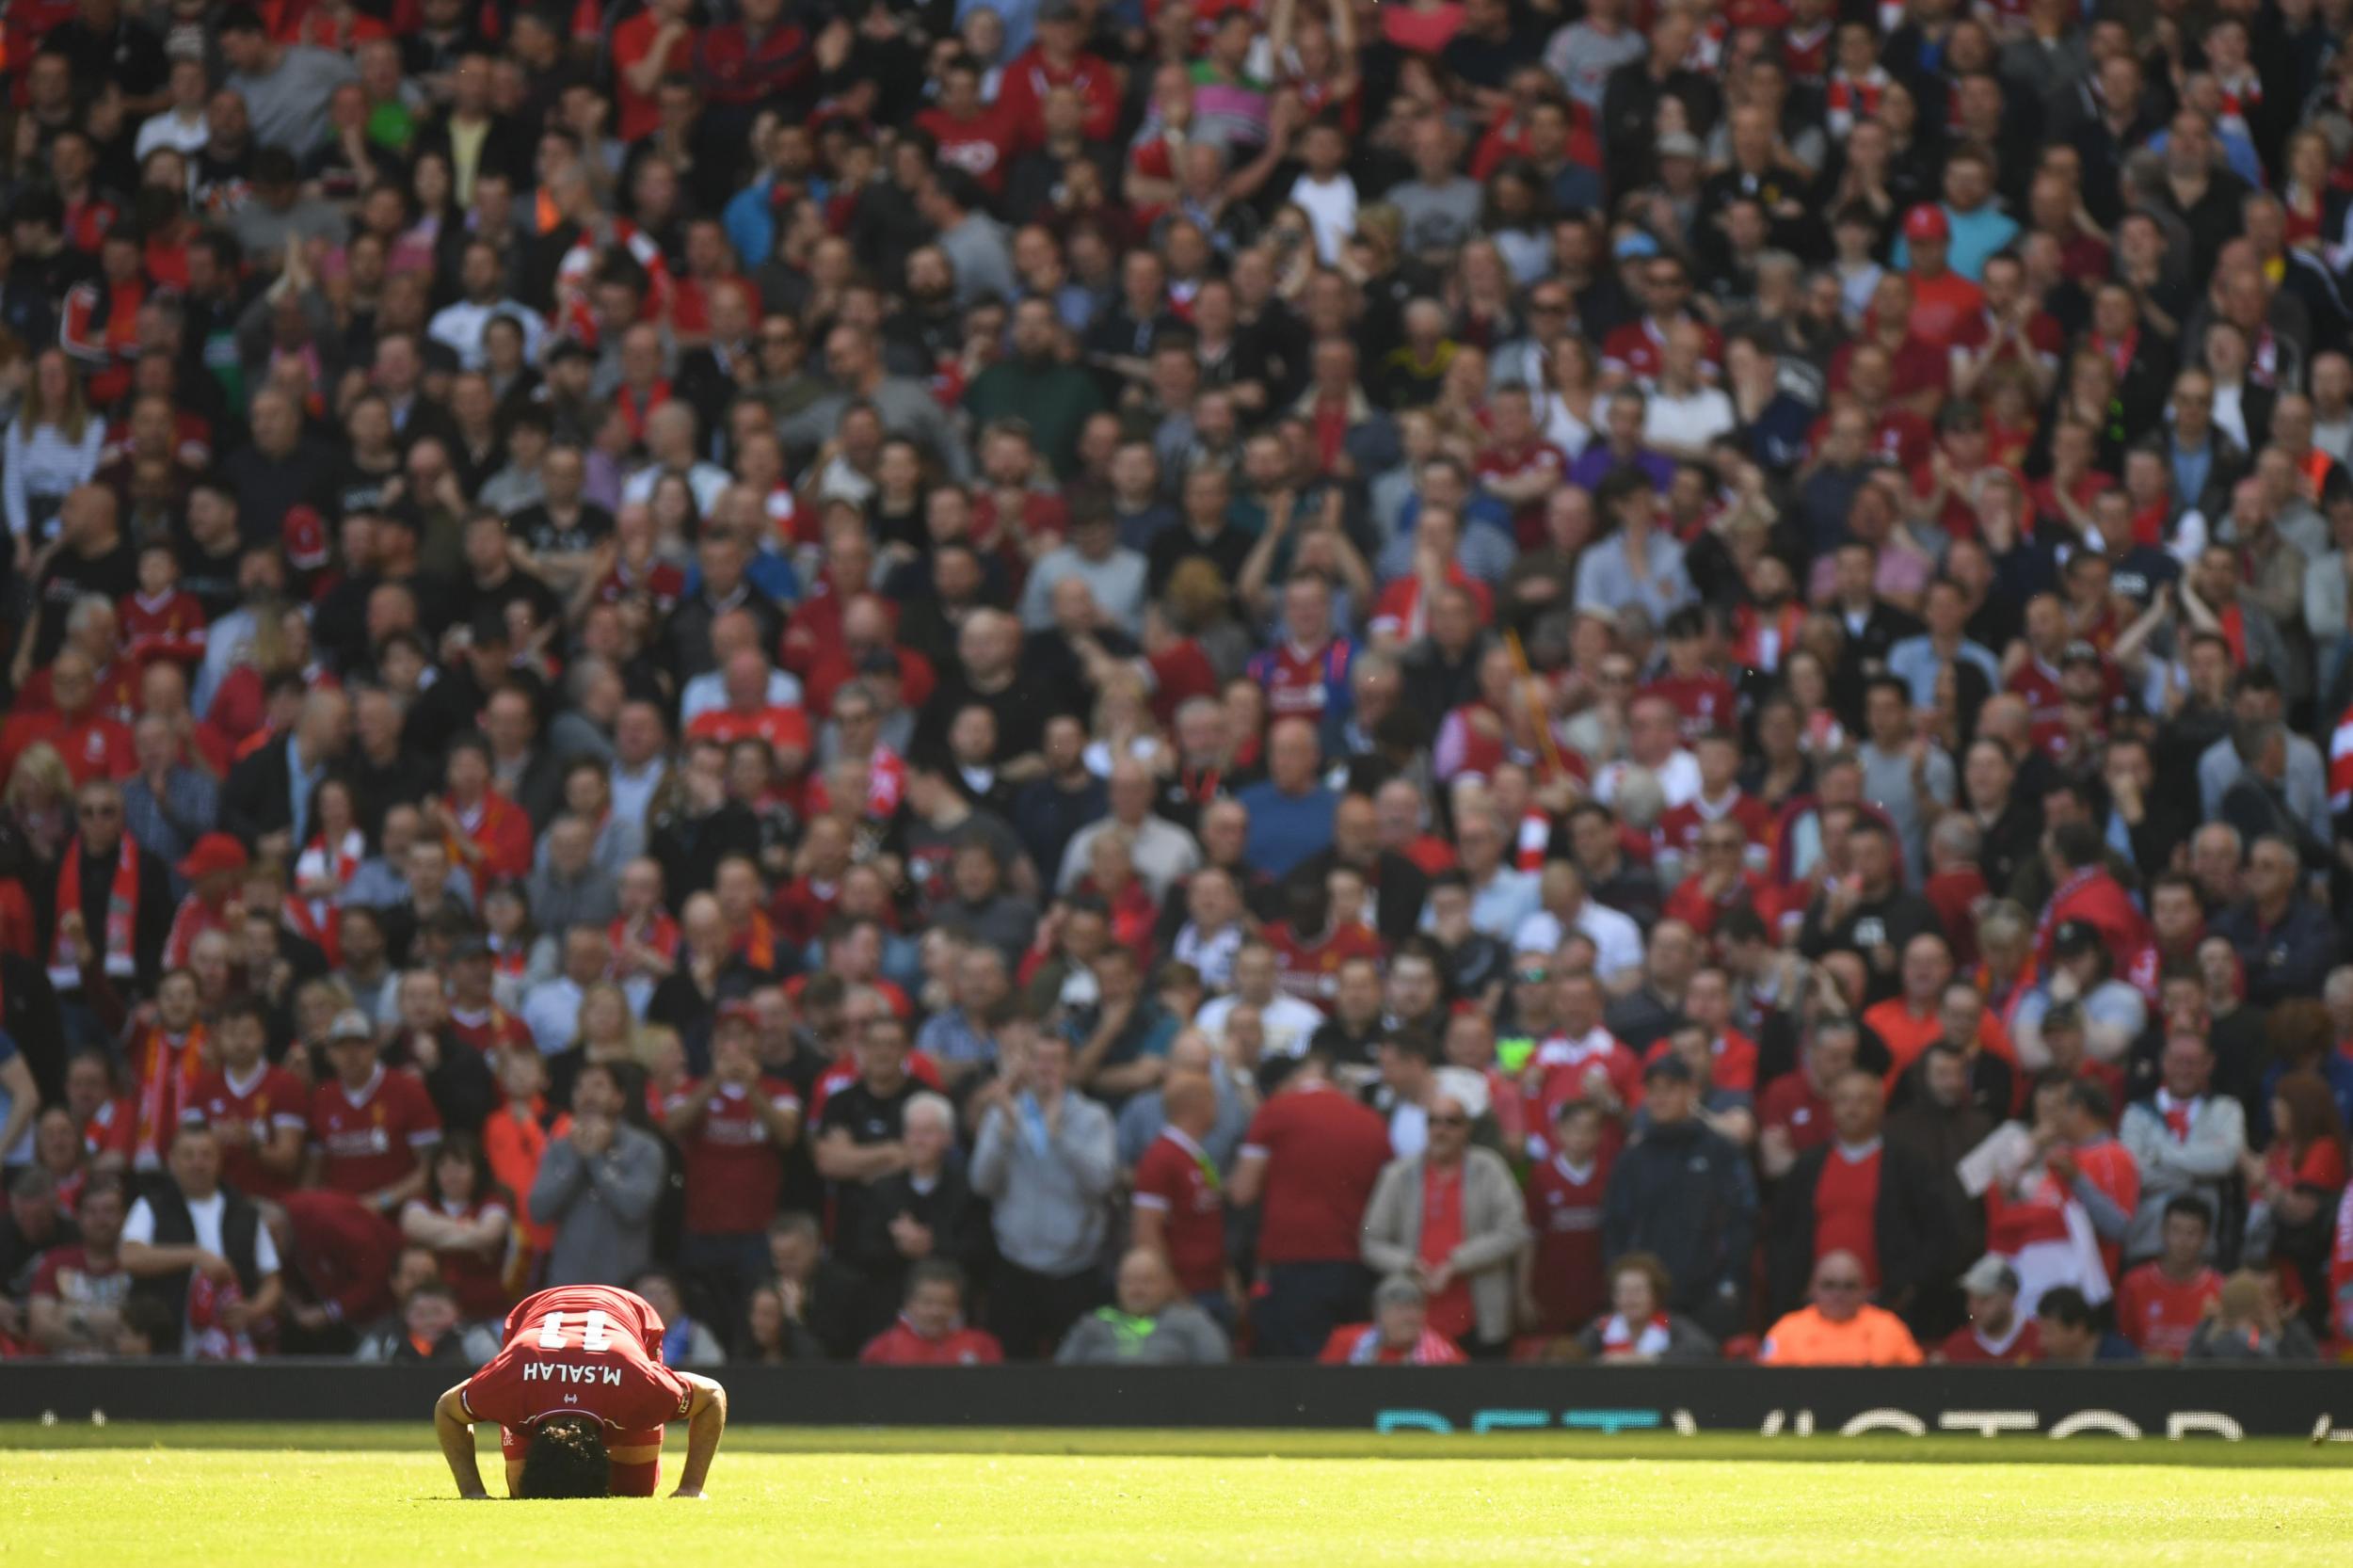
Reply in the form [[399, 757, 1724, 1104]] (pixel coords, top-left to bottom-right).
[[1269, 921, 1385, 1008], [1522, 1151, 1609, 1336], [859, 1320, 1005, 1365], [186, 1062, 310, 1200], [2007, 658, 2069, 758], [1641, 672, 1740, 741], [1240, 1084, 1391, 1265], [1654, 790, 1774, 867], [664, 1079, 798, 1236], [309, 1065, 441, 1196], [1132, 1128, 1227, 1295], [464, 1285, 691, 1460], [2114, 1262, 2221, 1359], [448, 1004, 534, 1058]]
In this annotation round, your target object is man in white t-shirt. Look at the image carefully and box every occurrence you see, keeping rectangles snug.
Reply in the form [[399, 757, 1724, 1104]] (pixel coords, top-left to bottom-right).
[[1195, 938, 1324, 1059], [1285, 120, 1359, 265], [119, 1123, 283, 1358]]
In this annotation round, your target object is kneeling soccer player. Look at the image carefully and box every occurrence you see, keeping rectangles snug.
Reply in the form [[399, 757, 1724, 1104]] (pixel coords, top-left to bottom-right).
[[433, 1283, 728, 1498]]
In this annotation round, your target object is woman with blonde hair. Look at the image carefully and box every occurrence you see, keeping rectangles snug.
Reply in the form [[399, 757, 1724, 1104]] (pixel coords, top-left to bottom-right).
[[1083, 668, 1169, 778], [3, 742, 75, 870], [4, 347, 104, 565]]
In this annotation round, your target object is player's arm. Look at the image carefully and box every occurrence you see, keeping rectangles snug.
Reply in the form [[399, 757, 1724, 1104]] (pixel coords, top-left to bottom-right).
[[433, 1384, 490, 1498], [671, 1372, 728, 1498]]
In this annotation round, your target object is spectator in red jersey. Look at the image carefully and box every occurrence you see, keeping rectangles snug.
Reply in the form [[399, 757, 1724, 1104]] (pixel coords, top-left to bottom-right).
[[1517, 1099, 1612, 1337], [2242, 1069, 2348, 1325], [307, 1009, 441, 1216], [1933, 1254, 2041, 1364], [1768, 1069, 1961, 1337], [663, 1002, 802, 1321], [1130, 1071, 1235, 1325], [24, 1176, 133, 1356], [859, 1260, 1005, 1366], [184, 995, 306, 1202], [120, 1121, 283, 1357], [399, 1134, 514, 1324], [2114, 1197, 2223, 1361], [1758, 1018, 1859, 1178], [1229, 1048, 1393, 1358]]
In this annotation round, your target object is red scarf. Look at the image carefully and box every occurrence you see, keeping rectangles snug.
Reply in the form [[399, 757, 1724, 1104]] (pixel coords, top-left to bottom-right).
[[131, 1020, 208, 1168], [733, 910, 777, 972], [49, 834, 141, 989], [610, 910, 681, 976], [2218, 600, 2248, 666]]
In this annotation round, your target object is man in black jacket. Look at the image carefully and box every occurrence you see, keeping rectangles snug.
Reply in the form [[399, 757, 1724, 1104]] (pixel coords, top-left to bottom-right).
[[1282, 792, 1430, 948], [1601, 1054, 1755, 1337], [219, 688, 350, 863], [120, 1121, 282, 1354], [1769, 1069, 1961, 1336], [1796, 819, 1945, 1005]]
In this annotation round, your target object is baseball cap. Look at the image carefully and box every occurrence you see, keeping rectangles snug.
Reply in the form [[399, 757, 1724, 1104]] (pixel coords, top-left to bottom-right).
[[1903, 204, 1950, 243], [328, 1009, 376, 1043], [1959, 1255, 2018, 1296], [2051, 920, 2102, 959], [1642, 1053, 1695, 1085], [178, 832, 249, 882]]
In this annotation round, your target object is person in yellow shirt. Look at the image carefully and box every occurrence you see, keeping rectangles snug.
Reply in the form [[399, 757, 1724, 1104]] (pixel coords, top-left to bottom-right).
[[1757, 1250, 1924, 1366]]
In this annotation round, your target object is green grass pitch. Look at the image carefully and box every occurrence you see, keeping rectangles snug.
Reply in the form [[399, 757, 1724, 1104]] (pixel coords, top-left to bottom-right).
[[9, 1425, 2352, 1566]]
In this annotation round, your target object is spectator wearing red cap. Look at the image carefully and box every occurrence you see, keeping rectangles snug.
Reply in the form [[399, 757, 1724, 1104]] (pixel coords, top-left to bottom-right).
[[162, 832, 250, 971]]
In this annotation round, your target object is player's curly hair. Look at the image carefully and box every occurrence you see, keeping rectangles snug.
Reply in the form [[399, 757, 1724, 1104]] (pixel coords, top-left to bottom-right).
[[516, 1416, 608, 1499]]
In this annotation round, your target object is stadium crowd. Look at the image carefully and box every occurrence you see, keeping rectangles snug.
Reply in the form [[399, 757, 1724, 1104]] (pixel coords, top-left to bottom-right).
[[2, 0, 2353, 1373]]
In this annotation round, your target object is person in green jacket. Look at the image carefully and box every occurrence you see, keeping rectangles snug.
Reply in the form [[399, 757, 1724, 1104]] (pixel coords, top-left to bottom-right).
[[963, 297, 1106, 476]]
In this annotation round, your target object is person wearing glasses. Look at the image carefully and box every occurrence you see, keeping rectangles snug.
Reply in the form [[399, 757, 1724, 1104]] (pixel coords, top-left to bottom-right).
[[1757, 1248, 1924, 1366], [41, 777, 173, 1038], [1360, 1080, 1530, 1358]]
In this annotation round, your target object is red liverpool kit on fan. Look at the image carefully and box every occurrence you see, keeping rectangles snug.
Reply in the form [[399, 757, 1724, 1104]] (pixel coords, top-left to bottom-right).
[[1132, 1127, 1227, 1295], [463, 1285, 692, 1496], [309, 1065, 441, 1196]]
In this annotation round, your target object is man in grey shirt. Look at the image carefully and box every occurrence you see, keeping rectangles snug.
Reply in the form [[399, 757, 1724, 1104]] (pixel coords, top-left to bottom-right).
[[921, 171, 1016, 311], [530, 1062, 665, 1286], [1055, 1248, 1231, 1364], [778, 324, 972, 480], [1857, 675, 1955, 883], [970, 1031, 1117, 1357], [1386, 117, 1482, 262], [219, 8, 355, 153], [1018, 510, 1148, 635]]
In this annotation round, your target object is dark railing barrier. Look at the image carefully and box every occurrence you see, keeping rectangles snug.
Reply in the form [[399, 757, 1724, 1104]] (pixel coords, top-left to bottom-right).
[[5, 1363, 2351, 1439]]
